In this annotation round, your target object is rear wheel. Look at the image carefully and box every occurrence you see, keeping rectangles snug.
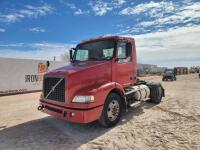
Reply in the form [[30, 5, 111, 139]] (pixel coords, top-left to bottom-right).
[[98, 93, 122, 128], [147, 83, 163, 104]]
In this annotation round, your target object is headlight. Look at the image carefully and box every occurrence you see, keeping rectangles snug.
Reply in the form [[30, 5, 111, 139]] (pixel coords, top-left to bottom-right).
[[72, 96, 94, 103]]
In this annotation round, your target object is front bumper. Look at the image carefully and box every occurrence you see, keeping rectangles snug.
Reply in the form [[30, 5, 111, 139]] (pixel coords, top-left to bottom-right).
[[39, 101, 103, 124], [163, 76, 173, 79]]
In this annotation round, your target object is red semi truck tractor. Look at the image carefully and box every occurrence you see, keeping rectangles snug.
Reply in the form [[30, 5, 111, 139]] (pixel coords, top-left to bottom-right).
[[38, 36, 165, 127]]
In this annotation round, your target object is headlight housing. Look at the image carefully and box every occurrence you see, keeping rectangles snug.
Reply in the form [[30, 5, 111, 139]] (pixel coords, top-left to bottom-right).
[[72, 96, 94, 103]]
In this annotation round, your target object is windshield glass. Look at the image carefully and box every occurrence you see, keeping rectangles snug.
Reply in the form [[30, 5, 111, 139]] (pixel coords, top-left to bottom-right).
[[74, 40, 115, 61], [165, 69, 173, 73], [166, 71, 173, 74]]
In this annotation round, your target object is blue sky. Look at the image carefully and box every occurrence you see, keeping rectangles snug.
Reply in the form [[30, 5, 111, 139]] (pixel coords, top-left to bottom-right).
[[0, 0, 200, 67]]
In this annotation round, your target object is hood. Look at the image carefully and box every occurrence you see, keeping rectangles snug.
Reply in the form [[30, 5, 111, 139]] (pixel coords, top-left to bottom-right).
[[45, 60, 112, 103], [46, 61, 110, 76]]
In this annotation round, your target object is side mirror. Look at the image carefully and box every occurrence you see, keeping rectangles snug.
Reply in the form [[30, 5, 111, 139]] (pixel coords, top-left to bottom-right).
[[69, 48, 75, 62], [46, 61, 50, 68]]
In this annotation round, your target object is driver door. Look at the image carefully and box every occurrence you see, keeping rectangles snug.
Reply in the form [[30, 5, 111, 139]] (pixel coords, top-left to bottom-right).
[[112, 41, 135, 87]]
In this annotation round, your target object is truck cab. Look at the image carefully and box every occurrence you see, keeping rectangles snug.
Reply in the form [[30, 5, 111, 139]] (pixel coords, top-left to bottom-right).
[[162, 68, 177, 81], [39, 36, 164, 127]]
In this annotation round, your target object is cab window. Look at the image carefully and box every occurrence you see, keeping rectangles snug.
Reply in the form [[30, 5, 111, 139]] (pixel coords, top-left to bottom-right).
[[117, 42, 132, 63]]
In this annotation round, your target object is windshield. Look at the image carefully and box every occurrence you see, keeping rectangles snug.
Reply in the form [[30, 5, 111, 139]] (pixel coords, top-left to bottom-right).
[[166, 71, 173, 74], [74, 40, 115, 61], [165, 69, 173, 73]]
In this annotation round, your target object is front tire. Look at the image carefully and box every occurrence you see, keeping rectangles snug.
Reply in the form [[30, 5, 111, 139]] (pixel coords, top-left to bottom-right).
[[98, 93, 122, 128]]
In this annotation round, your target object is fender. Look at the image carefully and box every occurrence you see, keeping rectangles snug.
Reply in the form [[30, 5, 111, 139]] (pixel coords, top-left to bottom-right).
[[74, 81, 125, 108], [96, 81, 125, 103]]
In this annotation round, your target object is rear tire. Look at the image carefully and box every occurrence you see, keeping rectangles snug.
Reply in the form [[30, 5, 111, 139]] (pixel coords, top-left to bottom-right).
[[147, 83, 163, 104], [98, 93, 122, 128]]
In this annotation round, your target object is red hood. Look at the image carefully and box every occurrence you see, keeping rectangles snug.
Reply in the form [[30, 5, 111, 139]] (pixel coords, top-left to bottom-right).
[[44, 60, 112, 105], [46, 61, 110, 76]]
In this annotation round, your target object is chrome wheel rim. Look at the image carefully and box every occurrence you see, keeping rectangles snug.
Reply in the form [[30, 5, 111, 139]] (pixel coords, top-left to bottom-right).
[[107, 100, 120, 121]]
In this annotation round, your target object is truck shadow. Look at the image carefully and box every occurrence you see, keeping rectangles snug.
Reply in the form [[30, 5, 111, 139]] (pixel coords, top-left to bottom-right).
[[0, 102, 157, 150]]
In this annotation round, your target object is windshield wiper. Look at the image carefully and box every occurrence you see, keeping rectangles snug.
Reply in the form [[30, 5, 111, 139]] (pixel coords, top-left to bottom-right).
[[89, 56, 112, 61], [101, 56, 112, 60], [89, 57, 101, 61]]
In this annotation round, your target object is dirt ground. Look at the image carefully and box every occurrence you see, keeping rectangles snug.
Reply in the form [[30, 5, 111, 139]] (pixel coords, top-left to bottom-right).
[[0, 74, 200, 150]]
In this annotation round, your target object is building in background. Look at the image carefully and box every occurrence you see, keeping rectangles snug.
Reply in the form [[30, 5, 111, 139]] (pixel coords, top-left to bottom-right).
[[175, 67, 188, 75], [137, 64, 166, 76]]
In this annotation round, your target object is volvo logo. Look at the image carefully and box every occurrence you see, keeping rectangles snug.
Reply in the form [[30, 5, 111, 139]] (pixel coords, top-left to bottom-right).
[[51, 86, 55, 92], [45, 78, 63, 99]]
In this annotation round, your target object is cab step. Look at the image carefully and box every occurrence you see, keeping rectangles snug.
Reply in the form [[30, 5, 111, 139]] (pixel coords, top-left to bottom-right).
[[129, 101, 141, 107]]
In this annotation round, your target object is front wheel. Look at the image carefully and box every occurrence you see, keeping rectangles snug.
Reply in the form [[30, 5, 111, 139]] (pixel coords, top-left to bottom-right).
[[98, 93, 122, 128]]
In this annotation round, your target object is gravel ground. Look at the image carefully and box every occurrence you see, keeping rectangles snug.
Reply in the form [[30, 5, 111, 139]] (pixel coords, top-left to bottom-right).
[[0, 74, 200, 150]]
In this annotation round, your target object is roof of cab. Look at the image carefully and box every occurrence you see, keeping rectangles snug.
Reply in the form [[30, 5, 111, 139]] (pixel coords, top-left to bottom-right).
[[77, 35, 135, 46]]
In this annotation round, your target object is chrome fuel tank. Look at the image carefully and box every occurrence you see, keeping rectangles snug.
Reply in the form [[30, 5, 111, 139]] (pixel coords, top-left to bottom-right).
[[130, 85, 150, 101]]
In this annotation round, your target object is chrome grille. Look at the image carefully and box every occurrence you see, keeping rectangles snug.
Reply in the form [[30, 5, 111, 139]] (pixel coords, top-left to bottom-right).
[[43, 77, 65, 103]]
